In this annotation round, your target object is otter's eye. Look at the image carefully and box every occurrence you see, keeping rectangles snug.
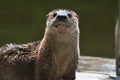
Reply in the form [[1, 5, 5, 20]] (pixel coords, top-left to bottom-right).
[[53, 13, 57, 17], [67, 13, 72, 18]]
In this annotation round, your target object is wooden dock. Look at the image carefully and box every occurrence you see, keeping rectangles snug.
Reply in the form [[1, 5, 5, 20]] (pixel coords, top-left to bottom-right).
[[76, 56, 116, 80]]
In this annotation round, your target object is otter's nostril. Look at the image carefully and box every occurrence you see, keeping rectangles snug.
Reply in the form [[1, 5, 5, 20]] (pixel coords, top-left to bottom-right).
[[53, 13, 57, 17], [57, 15, 67, 21]]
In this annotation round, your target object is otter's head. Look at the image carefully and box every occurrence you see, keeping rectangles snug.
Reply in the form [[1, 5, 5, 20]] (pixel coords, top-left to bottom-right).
[[46, 9, 79, 35]]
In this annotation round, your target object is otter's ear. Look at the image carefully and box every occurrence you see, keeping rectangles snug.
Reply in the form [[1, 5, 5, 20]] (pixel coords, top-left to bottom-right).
[[76, 14, 80, 21], [76, 14, 79, 19], [46, 14, 49, 18]]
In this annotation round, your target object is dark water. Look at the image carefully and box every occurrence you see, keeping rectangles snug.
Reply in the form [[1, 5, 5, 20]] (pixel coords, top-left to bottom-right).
[[0, 0, 117, 58]]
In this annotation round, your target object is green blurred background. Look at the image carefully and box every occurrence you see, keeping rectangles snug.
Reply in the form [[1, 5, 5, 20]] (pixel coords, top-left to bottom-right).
[[0, 0, 117, 58]]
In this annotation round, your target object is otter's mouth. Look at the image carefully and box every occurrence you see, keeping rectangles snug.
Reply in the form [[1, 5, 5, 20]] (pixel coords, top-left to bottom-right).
[[53, 22, 70, 28]]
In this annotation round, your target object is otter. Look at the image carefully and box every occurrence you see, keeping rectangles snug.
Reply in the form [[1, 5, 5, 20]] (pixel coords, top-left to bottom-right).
[[35, 9, 80, 80], [0, 9, 80, 80]]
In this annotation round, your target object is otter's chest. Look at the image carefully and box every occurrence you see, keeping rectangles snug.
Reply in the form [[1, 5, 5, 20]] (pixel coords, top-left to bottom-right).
[[54, 42, 73, 75]]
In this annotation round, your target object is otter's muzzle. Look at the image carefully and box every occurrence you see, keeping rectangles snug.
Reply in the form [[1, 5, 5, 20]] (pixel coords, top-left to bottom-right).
[[56, 15, 67, 21]]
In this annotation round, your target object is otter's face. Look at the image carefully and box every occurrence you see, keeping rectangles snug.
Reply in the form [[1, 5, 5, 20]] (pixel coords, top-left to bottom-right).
[[46, 9, 79, 34]]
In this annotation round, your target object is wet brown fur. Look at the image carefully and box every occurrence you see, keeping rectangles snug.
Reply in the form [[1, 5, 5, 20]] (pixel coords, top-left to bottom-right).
[[0, 41, 40, 80]]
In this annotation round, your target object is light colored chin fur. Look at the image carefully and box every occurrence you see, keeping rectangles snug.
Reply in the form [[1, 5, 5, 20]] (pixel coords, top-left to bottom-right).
[[46, 23, 78, 34], [54, 24, 70, 34]]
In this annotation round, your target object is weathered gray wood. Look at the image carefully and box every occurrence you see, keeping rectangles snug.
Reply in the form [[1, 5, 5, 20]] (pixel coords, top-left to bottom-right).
[[76, 56, 115, 80], [115, 0, 120, 76]]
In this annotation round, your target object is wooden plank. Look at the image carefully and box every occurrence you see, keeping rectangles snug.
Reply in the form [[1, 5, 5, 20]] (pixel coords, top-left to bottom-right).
[[115, 0, 120, 76], [76, 56, 115, 80]]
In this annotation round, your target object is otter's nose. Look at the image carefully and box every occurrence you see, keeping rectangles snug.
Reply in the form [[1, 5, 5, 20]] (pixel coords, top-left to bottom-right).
[[56, 15, 67, 21]]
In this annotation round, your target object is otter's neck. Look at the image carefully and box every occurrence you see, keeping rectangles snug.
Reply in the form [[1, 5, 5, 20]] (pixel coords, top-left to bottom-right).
[[37, 31, 79, 62], [36, 31, 79, 78]]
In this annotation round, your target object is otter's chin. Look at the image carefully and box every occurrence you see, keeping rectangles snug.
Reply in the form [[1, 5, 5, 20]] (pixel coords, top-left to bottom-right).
[[53, 22, 70, 28], [53, 25, 71, 34]]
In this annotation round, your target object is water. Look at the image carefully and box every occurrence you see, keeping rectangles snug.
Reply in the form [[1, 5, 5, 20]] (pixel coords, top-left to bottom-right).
[[0, 0, 117, 58]]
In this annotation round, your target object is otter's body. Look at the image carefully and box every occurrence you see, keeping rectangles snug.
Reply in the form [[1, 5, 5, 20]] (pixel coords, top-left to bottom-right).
[[0, 9, 80, 80], [0, 42, 40, 80]]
